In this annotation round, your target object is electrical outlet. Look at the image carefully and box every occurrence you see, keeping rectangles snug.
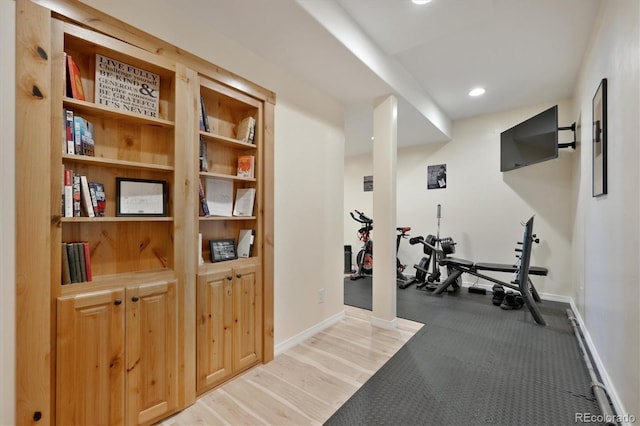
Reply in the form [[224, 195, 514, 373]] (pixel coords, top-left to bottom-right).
[[317, 288, 326, 304]]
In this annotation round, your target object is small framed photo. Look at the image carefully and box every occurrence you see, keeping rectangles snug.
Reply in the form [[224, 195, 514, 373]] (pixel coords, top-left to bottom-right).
[[427, 164, 447, 189], [209, 238, 237, 262], [116, 178, 168, 217]]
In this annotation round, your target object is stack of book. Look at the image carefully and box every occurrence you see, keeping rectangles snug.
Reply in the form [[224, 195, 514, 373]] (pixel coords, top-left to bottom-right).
[[65, 53, 85, 101], [199, 96, 210, 133], [63, 168, 105, 217], [236, 116, 256, 143], [61, 242, 92, 284], [64, 109, 95, 156]]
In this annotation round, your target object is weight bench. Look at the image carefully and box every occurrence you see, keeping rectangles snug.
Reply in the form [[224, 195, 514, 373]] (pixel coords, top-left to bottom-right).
[[435, 217, 547, 325]]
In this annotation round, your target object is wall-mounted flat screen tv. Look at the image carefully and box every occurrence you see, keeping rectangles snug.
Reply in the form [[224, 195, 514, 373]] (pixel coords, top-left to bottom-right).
[[500, 105, 558, 172]]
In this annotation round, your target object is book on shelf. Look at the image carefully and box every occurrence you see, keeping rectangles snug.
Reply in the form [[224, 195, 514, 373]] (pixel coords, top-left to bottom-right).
[[77, 242, 87, 282], [64, 169, 74, 217], [198, 179, 210, 216], [237, 155, 255, 179], [88, 182, 99, 216], [80, 176, 95, 217], [72, 174, 81, 217], [82, 242, 92, 282], [197, 96, 205, 131], [64, 108, 75, 154], [66, 243, 78, 283], [205, 177, 233, 217], [93, 182, 106, 216], [65, 53, 86, 101], [73, 116, 94, 156], [199, 96, 210, 132], [233, 187, 256, 217], [199, 137, 209, 172], [236, 116, 255, 143], [237, 229, 255, 258], [61, 243, 71, 285]]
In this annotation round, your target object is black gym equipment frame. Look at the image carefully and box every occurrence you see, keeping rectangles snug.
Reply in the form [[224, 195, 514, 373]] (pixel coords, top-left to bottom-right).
[[436, 216, 547, 326]]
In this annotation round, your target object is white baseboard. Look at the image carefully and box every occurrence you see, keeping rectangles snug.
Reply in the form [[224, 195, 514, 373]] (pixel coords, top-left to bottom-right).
[[370, 315, 398, 330], [274, 310, 345, 357], [567, 300, 629, 424]]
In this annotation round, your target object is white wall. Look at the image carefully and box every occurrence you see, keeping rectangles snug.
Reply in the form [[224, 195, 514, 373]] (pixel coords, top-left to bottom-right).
[[345, 100, 575, 296], [274, 101, 345, 343], [1, 0, 16, 424], [572, 0, 639, 418], [74, 1, 347, 345]]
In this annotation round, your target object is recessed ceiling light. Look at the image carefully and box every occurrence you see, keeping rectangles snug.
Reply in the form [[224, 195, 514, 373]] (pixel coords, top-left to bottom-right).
[[412, 0, 432, 5], [469, 87, 486, 97]]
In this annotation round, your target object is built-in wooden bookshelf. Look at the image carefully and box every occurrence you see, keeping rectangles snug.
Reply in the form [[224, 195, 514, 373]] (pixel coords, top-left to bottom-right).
[[15, 0, 274, 424], [195, 75, 264, 394], [197, 76, 261, 268]]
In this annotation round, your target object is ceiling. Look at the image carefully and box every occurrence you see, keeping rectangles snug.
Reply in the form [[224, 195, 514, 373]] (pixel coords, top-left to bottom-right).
[[165, 0, 602, 156]]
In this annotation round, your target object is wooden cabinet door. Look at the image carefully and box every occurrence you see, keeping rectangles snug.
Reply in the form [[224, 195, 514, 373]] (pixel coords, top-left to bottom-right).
[[233, 264, 262, 371], [125, 280, 178, 425], [196, 269, 233, 391], [57, 289, 125, 426]]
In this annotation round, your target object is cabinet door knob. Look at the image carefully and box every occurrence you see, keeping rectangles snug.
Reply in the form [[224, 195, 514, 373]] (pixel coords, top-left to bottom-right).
[[226, 276, 233, 281], [131, 296, 139, 302], [236, 274, 242, 279], [114, 299, 122, 306]]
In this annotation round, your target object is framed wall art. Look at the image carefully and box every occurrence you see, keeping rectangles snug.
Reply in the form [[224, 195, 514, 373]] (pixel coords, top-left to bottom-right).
[[209, 238, 238, 262], [592, 78, 607, 197], [116, 178, 168, 216], [427, 164, 447, 189]]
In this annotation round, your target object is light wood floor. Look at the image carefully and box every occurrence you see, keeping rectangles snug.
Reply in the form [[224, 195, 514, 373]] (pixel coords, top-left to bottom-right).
[[160, 306, 423, 425]]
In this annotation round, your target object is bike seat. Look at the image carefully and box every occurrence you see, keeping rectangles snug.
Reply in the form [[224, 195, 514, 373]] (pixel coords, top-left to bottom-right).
[[396, 227, 411, 233]]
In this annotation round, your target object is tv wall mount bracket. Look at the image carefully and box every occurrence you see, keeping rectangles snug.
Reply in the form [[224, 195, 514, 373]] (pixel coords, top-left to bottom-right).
[[558, 123, 576, 150]]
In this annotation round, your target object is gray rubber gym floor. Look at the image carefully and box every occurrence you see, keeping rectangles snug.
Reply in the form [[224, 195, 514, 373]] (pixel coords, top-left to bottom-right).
[[326, 276, 605, 426]]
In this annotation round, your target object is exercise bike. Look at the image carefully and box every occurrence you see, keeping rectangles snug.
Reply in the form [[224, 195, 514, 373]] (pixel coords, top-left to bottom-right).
[[348, 210, 413, 284], [349, 210, 373, 280]]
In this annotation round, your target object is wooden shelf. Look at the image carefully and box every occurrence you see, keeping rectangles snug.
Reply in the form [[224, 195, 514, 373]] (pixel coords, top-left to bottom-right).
[[197, 257, 259, 275], [64, 97, 175, 128], [61, 216, 174, 223], [199, 171, 256, 182], [199, 216, 256, 221], [62, 154, 174, 172], [199, 131, 257, 150], [60, 268, 176, 295]]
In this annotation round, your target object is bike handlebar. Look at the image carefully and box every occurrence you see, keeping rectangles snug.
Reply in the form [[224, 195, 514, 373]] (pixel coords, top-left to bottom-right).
[[350, 210, 372, 224]]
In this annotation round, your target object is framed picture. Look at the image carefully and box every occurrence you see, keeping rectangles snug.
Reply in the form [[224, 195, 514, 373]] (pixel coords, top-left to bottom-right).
[[363, 175, 373, 192], [427, 164, 447, 189], [592, 78, 607, 197], [116, 178, 168, 216], [209, 238, 237, 262]]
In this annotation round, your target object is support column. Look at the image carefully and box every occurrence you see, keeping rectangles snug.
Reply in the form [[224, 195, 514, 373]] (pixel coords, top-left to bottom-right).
[[371, 95, 398, 329]]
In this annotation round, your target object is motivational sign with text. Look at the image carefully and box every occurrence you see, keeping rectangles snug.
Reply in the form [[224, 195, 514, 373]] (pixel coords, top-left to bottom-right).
[[95, 54, 160, 118]]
